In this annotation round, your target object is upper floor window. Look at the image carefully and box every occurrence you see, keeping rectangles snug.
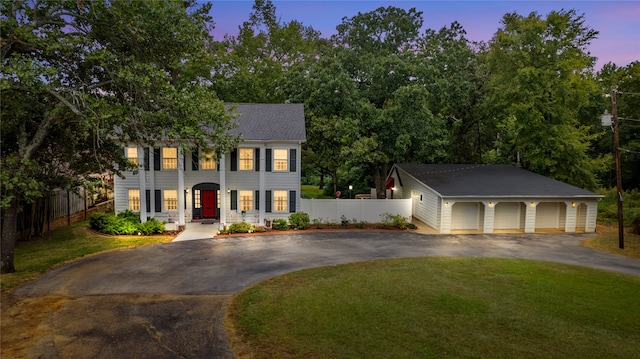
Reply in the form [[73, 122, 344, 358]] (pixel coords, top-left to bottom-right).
[[201, 150, 216, 170], [126, 147, 138, 166], [273, 149, 288, 171], [128, 189, 140, 211], [162, 148, 177, 170], [239, 148, 254, 170]]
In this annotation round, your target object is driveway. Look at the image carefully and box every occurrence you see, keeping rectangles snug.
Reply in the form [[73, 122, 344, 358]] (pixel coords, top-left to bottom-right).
[[3, 231, 640, 358]]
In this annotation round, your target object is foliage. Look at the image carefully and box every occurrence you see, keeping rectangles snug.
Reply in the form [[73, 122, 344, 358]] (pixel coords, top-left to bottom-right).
[[272, 218, 289, 231], [483, 10, 607, 190], [229, 222, 253, 234], [90, 212, 165, 235], [229, 258, 640, 358], [380, 213, 413, 230], [288, 212, 310, 230], [340, 215, 350, 227], [596, 188, 640, 226]]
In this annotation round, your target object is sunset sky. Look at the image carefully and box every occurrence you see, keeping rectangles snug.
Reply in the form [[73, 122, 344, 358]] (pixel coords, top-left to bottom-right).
[[207, 0, 640, 69]]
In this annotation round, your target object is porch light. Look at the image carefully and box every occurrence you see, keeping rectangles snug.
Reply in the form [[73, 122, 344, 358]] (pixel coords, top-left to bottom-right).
[[530, 202, 535, 207], [227, 188, 230, 193], [444, 202, 449, 208], [185, 188, 190, 193], [571, 202, 576, 207], [488, 202, 494, 208]]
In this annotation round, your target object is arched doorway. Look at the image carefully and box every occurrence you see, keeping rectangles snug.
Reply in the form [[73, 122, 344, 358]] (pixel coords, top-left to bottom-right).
[[192, 183, 220, 220]]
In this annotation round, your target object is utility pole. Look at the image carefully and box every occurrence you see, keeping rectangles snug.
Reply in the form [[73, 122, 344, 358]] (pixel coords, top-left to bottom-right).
[[611, 87, 624, 249]]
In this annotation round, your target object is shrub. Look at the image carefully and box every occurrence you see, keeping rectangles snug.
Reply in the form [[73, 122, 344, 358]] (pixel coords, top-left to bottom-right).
[[340, 215, 350, 227], [380, 213, 411, 230], [272, 218, 289, 231], [229, 222, 253, 234], [355, 220, 367, 229], [312, 218, 323, 229], [117, 209, 141, 223], [289, 212, 310, 230], [90, 212, 114, 232], [138, 219, 166, 235]]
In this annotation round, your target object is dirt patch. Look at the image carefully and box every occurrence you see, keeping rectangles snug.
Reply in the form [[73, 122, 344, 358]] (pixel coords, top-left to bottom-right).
[[1, 293, 233, 359]]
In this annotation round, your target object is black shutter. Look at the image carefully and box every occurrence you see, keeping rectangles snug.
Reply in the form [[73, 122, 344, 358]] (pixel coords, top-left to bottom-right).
[[266, 190, 272, 213], [230, 190, 237, 210], [255, 190, 260, 210], [144, 148, 149, 171], [289, 190, 296, 213], [266, 149, 272, 172], [230, 149, 237, 171], [255, 148, 260, 171], [154, 148, 160, 170], [192, 149, 199, 171], [290, 149, 297, 172], [154, 190, 161, 212], [145, 190, 151, 213]]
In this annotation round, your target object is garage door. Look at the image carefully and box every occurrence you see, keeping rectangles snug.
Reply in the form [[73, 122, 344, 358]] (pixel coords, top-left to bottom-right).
[[535, 202, 560, 229], [451, 202, 481, 230], [494, 202, 520, 229]]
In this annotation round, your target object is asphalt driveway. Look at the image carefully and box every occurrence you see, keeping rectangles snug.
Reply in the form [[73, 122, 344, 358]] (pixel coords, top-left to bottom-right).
[[4, 231, 640, 358]]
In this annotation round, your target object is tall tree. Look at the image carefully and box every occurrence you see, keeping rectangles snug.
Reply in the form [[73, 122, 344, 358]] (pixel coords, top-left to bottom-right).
[[211, 0, 321, 103], [483, 10, 607, 190], [1, 0, 238, 273], [331, 7, 449, 197]]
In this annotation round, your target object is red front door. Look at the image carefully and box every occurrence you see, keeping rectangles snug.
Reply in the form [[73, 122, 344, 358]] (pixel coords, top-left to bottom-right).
[[201, 190, 216, 218]]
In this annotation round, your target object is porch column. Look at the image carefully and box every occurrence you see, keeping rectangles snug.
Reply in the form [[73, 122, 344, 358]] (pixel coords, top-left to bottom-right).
[[564, 201, 577, 233], [219, 153, 226, 225], [259, 144, 266, 225], [585, 201, 598, 233], [149, 146, 156, 219], [138, 146, 147, 222], [440, 200, 453, 234], [483, 201, 495, 234], [177, 149, 185, 226], [524, 201, 538, 233]]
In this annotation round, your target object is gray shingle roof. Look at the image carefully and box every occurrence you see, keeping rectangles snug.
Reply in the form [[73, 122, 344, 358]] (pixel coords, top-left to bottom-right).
[[227, 103, 306, 142], [395, 164, 601, 198]]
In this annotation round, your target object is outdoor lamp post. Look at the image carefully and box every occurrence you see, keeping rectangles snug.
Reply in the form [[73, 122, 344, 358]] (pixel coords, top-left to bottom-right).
[[349, 185, 353, 199]]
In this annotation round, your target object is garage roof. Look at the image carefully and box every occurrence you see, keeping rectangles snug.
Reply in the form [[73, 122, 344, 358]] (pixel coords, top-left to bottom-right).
[[394, 164, 601, 198]]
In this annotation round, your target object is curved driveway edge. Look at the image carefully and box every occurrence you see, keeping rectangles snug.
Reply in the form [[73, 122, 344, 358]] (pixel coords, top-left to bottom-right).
[[5, 232, 640, 358]]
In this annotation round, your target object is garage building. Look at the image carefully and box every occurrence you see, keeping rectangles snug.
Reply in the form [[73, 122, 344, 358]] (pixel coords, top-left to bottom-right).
[[387, 164, 603, 234]]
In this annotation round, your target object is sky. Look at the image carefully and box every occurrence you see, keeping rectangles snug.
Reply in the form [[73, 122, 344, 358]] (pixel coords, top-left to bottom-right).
[[206, 0, 640, 70]]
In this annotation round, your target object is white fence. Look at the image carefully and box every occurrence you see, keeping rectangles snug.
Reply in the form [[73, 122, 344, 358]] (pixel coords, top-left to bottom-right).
[[301, 199, 412, 223]]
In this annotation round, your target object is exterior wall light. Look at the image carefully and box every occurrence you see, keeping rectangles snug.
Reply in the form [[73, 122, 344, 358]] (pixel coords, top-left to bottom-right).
[[530, 202, 535, 207], [444, 202, 449, 208], [488, 202, 494, 208], [571, 202, 576, 207]]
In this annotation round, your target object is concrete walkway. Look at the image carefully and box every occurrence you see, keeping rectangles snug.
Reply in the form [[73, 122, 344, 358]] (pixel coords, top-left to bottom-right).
[[172, 221, 220, 241], [5, 231, 640, 358]]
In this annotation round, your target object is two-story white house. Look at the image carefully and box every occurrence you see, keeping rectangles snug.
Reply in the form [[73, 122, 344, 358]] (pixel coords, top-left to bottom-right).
[[113, 103, 306, 228]]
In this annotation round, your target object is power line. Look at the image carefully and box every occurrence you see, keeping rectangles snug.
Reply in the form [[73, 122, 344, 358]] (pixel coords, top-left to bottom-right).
[[620, 148, 640, 155], [619, 117, 640, 122]]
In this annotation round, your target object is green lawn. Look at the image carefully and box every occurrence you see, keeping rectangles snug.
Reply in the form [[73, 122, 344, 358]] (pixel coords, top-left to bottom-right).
[[0, 221, 174, 293], [227, 257, 640, 359]]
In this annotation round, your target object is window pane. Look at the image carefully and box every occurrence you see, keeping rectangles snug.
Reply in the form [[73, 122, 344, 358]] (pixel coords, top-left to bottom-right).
[[194, 189, 201, 208], [162, 148, 177, 169], [201, 150, 216, 170], [126, 147, 138, 166], [128, 189, 140, 211], [239, 148, 254, 170], [273, 149, 288, 171], [164, 190, 178, 211], [273, 190, 288, 212], [239, 190, 253, 211]]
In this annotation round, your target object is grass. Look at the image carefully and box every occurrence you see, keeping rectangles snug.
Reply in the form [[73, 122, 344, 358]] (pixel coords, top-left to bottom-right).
[[227, 257, 640, 359], [0, 220, 174, 293], [582, 225, 640, 259], [301, 185, 333, 199]]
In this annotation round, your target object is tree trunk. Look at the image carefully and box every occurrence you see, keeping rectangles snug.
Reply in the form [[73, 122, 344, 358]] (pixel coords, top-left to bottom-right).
[[1, 201, 18, 273], [318, 173, 324, 190], [372, 163, 388, 199], [331, 171, 338, 197]]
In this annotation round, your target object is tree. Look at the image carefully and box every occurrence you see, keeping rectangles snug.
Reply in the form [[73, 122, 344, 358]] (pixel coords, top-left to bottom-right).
[[1, 0, 238, 273], [211, 0, 321, 103], [483, 10, 607, 190]]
